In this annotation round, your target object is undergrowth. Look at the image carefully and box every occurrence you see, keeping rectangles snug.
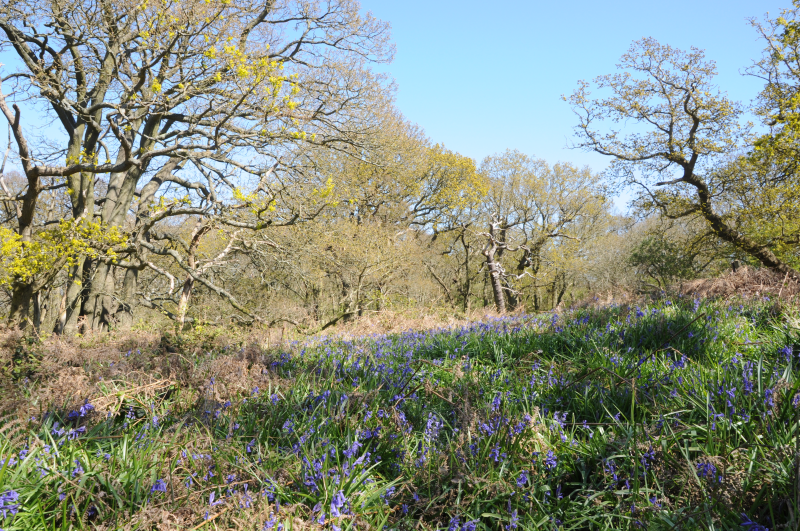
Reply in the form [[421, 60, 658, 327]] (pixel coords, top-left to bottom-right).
[[1, 295, 799, 530]]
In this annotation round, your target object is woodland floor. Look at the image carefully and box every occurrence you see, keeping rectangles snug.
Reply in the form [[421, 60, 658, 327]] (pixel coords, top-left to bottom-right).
[[0, 289, 799, 530]]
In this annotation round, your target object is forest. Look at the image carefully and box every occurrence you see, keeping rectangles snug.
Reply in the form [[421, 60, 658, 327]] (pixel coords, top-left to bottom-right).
[[0, 0, 799, 530], [0, 0, 796, 333]]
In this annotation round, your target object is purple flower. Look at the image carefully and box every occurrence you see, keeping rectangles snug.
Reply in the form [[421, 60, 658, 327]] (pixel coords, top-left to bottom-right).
[[491, 393, 502, 411], [262, 513, 277, 530], [649, 496, 661, 508], [780, 345, 793, 362], [424, 413, 444, 441], [68, 399, 95, 419], [697, 461, 722, 483], [68, 426, 86, 440], [516, 470, 529, 487], [150, 479, 167, 493], [0, 490, 20, 518], [489, 444, 506, 463], [380, 486, 396, 505], [71, 459, 84, 477], [740, 513, 769, 531], [544, 450, 557, 470], [765, 389, 775, 409], [330, 490, 347, 517], [209, 492, 225, 507], [342, 440, 362, 459], [640, 446, 656, 470]]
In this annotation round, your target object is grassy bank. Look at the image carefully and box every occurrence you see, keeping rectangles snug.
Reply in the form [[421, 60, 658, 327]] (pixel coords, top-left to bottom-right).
[[0, 295, 798, 530]]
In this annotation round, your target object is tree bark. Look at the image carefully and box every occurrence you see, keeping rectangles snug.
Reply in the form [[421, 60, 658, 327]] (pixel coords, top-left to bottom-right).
[[55, 259, 85, 334], [684, 172, 800, 279], [7, 281, 34, 329], [483, 227, 506, 313], [116, 267, 139, 330], [177, 275, 194, 326], [459, 232, 472, 313]]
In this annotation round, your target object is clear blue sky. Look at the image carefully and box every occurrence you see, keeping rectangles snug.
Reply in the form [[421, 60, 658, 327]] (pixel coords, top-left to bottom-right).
[[365, 0, 789, 175], [0, 0, 788, 211]]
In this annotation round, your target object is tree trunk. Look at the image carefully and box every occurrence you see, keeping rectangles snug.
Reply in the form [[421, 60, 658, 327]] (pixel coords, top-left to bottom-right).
[[460, 232, 472, 313], [83, 262, 118, 333], [483, 243, 506, 313], [82, 153, 147, 332], [56, 259, 86, 335], [177, 275, 194, 326], [482, 221, 507, 313], [687, 172, 800, 279], [32, 290, 42, 332], [7, 281, 34, 330], [116, 267, 139, 330]]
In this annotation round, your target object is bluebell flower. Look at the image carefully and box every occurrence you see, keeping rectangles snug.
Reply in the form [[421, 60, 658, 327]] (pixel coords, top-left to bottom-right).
[[380, 486, 396, 505], [330, 490, 348, 517], [740, 513, 769, 531], [764, 388, 775, 409], [71, 459, 84, 477], [544, 450, 557, 470], [209, 492, 225, 507], [0, 490, 20, 518], [640, 446, 656, 470], [780, 345, 793, 362], [491, 392, 502, 411], [696, 461, 722, 483], [68, 426, 86, 440]]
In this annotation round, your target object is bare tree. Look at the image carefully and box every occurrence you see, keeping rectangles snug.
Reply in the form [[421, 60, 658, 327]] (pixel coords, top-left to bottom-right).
[[0, 0, 394, 331], [477, 150, 606, 312], [566, 37, 800, 279]]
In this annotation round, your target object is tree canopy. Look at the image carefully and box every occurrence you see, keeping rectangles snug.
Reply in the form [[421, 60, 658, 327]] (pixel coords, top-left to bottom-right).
[[567, 24, 800, 279]]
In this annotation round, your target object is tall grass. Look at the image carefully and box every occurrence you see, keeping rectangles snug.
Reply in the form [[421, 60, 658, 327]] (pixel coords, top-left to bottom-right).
[[0, 295, 798, 530]]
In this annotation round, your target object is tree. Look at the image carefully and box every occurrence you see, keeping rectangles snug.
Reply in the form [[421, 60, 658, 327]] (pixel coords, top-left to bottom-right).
[[626, 217, 727, 291], [477, 150, 606, 313], [566, 37, 800, 279], [0, 0, 394, 331], [742, 2, 800, 268]]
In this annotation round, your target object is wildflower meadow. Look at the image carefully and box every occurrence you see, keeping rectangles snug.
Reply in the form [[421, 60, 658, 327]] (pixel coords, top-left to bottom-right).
[[0, 295, 798, 530]]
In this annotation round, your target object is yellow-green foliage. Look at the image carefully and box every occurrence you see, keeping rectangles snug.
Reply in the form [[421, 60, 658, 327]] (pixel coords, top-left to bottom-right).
[[421, 144, 487, 210], [0, 221, 126, 286], [742, 1, 800, 266]]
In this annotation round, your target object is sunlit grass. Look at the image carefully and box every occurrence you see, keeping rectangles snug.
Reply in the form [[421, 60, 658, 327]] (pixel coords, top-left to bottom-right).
[[1, 296, 797, 530]]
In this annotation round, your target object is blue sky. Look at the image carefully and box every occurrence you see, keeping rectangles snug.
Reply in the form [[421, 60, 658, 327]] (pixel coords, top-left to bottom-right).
[[365, 0, 789, 177], [0, 0, 789, 211]]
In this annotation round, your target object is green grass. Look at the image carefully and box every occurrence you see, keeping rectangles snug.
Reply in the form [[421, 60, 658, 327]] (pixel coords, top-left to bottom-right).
[[1, 295, 798, 530]]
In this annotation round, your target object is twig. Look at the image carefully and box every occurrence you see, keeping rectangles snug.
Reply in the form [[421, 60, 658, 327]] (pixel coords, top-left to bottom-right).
[[190, 508, 230, 530], [779, 270, 790, 298], [428, 389, 454, 405]]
